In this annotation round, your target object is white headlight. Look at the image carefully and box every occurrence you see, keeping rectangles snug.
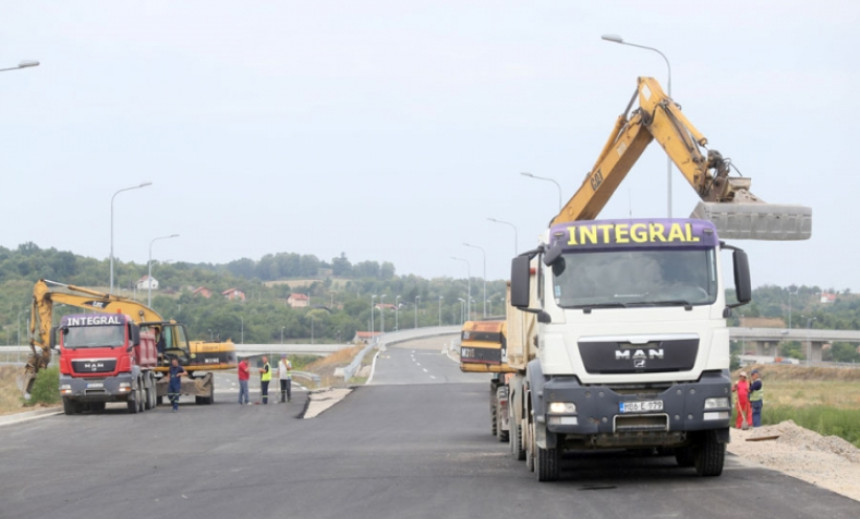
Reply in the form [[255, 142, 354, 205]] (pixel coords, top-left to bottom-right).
[[704, 397, 729, 409], [548, 402, 576, 414]]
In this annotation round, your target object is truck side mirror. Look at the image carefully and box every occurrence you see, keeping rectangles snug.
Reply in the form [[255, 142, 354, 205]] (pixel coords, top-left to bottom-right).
[[510, 255, 531, 308], [50, 326, 62, 350], [129, 324, 140, 347], [733, 249, 752, 304]]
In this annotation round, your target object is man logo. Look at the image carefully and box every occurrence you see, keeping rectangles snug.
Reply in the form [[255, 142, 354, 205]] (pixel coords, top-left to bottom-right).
[[615, 349, 664, 361]]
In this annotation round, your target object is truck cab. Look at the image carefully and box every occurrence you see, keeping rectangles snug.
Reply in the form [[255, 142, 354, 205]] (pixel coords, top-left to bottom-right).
[[57, 313, 157, 414], [510, 218, 751, 479]]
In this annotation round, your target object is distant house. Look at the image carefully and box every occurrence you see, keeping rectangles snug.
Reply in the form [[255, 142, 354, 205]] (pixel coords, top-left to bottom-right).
[[287, 293, 309, 308], [820, 292, 837, 304], [222, 288, 246, 301], [136, 275, 158, 291], [193, 286, 213, 298]]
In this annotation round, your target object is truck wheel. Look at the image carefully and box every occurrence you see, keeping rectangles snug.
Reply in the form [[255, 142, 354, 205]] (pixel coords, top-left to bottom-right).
[[490, 399, 498, 437], [143, 374, 153, 410], [694, 431, 726, 477], [89, 402, 106, 413], [510, 423, 526, 461], [62, 397, 79, 415], [127, 379, 140, 414], [156, 396, 163, 406], [496, 399, 509, 442], [535, 441, 561, 482], [525, 420, 535, 472]]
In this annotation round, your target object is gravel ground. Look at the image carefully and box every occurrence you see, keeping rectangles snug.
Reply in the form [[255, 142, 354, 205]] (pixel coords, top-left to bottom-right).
[[727, 420, 860, 502]]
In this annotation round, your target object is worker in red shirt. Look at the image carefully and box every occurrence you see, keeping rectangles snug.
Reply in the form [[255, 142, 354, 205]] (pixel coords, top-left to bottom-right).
[[732, 371, 752, 429], [237, 357, 250, 405]]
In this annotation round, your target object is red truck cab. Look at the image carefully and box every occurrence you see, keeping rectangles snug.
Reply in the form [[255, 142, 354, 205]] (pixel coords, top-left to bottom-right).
[[57, 313, 158, 414]]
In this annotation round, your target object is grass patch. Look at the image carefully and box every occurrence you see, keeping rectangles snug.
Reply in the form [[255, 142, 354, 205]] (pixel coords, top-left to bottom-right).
[[765, 405, 860, 448]]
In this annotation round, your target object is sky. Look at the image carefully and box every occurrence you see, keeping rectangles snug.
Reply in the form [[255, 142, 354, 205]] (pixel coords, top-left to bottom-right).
[[2, 1, 859, 292]]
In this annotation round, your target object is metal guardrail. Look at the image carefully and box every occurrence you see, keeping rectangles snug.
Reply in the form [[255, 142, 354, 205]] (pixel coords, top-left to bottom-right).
[[339, 326, 460, 381]]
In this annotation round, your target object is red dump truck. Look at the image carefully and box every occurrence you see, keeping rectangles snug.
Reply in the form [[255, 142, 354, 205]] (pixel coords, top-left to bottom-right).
[[57, 313, 158, 414]]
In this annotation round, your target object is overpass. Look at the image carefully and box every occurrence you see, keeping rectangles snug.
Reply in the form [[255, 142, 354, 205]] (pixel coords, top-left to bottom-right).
[[729, 327, 860, 363]]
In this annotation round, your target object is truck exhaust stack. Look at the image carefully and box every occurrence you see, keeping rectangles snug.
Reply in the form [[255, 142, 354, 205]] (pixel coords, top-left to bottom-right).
[[691, 200, 812, 241]]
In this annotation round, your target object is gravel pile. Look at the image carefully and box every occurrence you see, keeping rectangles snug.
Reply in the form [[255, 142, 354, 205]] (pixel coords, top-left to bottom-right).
[[728, 420, 860, 501]]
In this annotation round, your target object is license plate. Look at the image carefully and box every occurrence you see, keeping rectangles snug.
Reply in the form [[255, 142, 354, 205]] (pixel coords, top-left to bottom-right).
[[87, 382, 104, 389], [619, 400, 663, 413]]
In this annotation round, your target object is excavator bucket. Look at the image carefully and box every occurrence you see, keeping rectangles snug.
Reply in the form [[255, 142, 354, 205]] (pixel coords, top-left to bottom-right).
[[691, 200, 812, 241]]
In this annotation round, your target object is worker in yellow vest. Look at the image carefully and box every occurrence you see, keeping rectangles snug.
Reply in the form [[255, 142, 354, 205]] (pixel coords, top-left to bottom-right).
[[258, 355, 271, 404]]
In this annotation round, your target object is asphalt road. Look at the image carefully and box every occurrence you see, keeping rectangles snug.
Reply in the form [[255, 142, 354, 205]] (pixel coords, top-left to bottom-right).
[[1, 337, 858, 519]]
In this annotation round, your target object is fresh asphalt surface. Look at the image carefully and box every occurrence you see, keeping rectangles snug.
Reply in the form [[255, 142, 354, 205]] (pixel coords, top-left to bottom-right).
[[1, 338, 858, 519]]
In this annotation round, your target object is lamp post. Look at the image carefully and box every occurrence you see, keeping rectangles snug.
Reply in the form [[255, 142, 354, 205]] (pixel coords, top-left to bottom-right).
[[110, 181, 153, 293], [280, 326, 285, 344], [788, 286, 798, 329], [463, 242, 487, 318], [450, 257, 471, 321], [240, 316, 244, 344], [147, 233, 179, 306], [380, 294, 387, 333], [457, 298, 466, 324], [0, 60, 39, 73], [601, 34, 673, 217], [310, 316, 315, 344], [415, 295, 421, 329], [521, 171, 563, 211], [488, 217, 518, 255], [395, 295, 401, 330], [438, 295, 443, 326], [371, 295, 377, 337]]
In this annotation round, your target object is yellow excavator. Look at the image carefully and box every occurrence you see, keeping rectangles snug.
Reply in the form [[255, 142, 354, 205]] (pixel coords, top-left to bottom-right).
[[23, 278, 237, 404]]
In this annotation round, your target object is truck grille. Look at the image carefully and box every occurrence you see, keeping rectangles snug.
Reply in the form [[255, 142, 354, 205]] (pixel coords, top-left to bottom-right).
[[579, 337, 698, 374], [72, 359, 117, 374]]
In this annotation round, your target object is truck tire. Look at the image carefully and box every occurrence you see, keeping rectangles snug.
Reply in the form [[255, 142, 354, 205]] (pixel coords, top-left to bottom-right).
[[535, 441, 561, 482], [490, 391, 498, 437], [127, 379, 140, 414], [144, 373, 154, 410], [694, 431, 726, 477], [510, 423, 526, 461], [496, 399, 509, 442], [525, 420, 535, 472], [62, 397, 79, 415]]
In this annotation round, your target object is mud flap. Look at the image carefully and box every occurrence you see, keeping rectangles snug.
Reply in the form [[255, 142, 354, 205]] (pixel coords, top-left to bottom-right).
[[692, 200, 811, 241]]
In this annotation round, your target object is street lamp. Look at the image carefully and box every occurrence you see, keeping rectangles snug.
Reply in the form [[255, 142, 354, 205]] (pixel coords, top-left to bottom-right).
[[601, 34, 673, 217], [110, 181, 153, 293], [788, 286, 799, 329], [395, 295, 401, 330], [450, 257, 471, 321], [415, 295, 421, 329], [0, 60, 39, 73], [240, 316, 244, 344], [521, 171, 563, 211], [463, 242, 487, 318], [457, 298, 466, 324], [380, 294, 387, 333], [147, 233, 179, 307], [281, 326, 285, 344], [438, 295, 443, 326], [371, 295, 377, 337], [488, 217, 518, 255]]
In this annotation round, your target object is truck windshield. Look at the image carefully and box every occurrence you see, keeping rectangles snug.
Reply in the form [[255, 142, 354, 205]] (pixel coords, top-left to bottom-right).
[[63, 325, 126, 348], [552, 248, 717, 308]]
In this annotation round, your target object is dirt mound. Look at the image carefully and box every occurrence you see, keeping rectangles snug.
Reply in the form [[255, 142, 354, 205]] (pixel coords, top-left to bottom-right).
[[729, 420, 860, 501]]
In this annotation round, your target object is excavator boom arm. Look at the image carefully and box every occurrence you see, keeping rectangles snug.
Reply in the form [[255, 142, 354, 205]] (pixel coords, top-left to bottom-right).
[[551, 77, 811, 240]]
